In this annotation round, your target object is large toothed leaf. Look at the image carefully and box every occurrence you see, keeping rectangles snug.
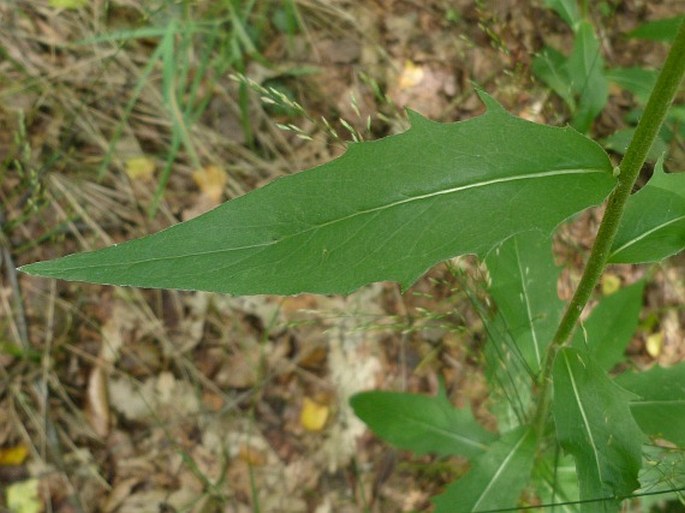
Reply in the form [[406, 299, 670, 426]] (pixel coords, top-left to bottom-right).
[[609, 160, 685, 263], [433, 427, 537, 513], [553, 348, 643, 513], [20, 91, 615, 295], [615, 363, 685, 446], [350, 388, 495, 458]]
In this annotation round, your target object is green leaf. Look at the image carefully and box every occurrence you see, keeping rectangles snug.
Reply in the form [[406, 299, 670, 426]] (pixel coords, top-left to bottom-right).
[[482, 231, 563, 430], [350, 389, 496, 458], [553, 348, 643, 512], [638, 444, 685, 502], [483, 312, 535, 431], [533, 46, 575, 109], [603, 128, 668, 162], [534, 453, 580, 513], [544, 0, 581, 27], [567, 21, 608, 133], [629, 16, 685, 42], [533, 21, 608, 133], [606, 67, 658, 103], [609, 159, 685, 263], [615, 363, 685, 446], [486, 230, 564, 373], [433, 427, 537, 513], [20, 91, 615, 295], [572, 280, 645, 371], [668, 105, 685, 124]]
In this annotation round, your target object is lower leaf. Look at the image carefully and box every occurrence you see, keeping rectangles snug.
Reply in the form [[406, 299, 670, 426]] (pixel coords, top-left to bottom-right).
[[350, 389, 495, 458], [433, 427, 537, 513], [552, 348, 643, 512], [615, 363, 685, 447]]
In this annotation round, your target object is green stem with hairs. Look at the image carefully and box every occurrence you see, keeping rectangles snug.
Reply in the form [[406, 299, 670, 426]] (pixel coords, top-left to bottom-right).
[[533, 18, 685, 438]]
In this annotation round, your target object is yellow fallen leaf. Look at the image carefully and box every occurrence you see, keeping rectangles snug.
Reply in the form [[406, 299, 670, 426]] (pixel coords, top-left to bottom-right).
[[192, 165, 228, 203], [398, 60, 425, 90], [601, 273, 621, 296], [0, 444, 28, 466], [300, 397, 329, 432], [49, 0, 88, 9], [646, 332, 664, 358], [7, 479, 42, 513], [125, 156, 156, 181]]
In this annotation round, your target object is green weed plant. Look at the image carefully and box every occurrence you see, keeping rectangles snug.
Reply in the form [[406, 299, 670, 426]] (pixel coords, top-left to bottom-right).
[[533, 0, 684, 160], [19, 13, 685, 513]]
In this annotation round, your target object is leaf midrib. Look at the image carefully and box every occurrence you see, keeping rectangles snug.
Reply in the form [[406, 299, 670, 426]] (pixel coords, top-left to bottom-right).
[[397, 413, 490, 451], [611, 214, 685, 257], [472, 429, 530, 511], [44, 167, 606, 272], [563, 351, 604, 486], [630, 399, 685, 406], [513, 238, 541, 367]]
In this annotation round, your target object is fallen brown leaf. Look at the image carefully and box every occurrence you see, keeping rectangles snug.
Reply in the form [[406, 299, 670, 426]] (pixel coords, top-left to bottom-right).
[[85, 363, 110, 438]]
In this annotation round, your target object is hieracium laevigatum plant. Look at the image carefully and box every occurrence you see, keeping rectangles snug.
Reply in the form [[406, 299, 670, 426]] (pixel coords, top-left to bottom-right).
[[20, 17, 685, 513]]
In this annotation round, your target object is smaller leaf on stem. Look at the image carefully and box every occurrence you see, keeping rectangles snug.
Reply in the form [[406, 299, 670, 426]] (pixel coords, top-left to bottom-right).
[[615, 362, 685, 446], [432, 427, 537, 513], [610, 159, 685, 263], [350, 389, 495, 458], [553, 348, 643, 513], [486, 230, 564, 374]]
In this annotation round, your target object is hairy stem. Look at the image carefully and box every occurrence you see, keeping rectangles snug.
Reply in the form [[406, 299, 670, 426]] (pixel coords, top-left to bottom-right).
[[533, 18, 685, 437]]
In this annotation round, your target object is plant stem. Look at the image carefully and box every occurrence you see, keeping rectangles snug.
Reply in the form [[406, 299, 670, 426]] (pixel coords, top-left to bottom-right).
[[532, 18, 685, 438]]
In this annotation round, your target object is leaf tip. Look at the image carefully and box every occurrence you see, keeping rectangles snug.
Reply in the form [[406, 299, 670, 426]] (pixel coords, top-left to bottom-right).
[[17, 262, 42, 277], [19, 256, 76, 280]]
